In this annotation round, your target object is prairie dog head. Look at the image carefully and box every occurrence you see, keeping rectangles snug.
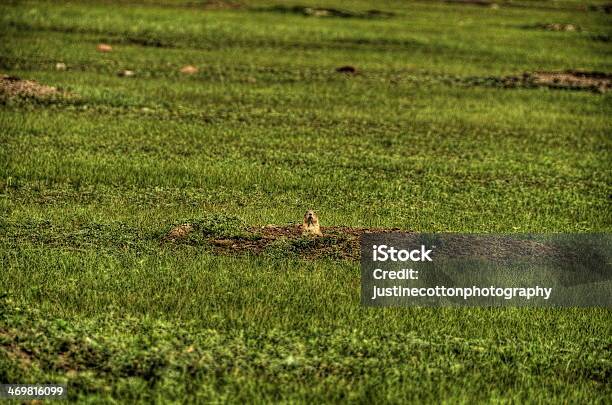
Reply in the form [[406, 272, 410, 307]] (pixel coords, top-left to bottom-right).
[[302, 210, 322, 236]]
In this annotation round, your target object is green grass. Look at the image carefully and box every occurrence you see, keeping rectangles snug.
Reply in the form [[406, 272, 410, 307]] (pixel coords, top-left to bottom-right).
[[1, 0, 611, 402]]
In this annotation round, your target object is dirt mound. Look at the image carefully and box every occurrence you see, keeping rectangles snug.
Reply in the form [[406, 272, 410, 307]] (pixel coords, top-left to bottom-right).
[[163, 224, 401, 260], [256, 224, 399, 240], [532, 71, 610, 90], [469, 71, 611, 93], [526, 71, 610, 92], [424, 234, 558, 262], [0, 75, 64, 100], [161, 224, 600, 267]]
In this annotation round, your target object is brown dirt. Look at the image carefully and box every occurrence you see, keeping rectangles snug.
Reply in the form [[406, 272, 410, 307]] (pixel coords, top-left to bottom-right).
[[494, 71, 611, 93], [420, 234, 558, 262], [530, 71, 611, 92], [0, 75, 64, 100], [161, 224, 601, 270], [162, 224, 401, 260]]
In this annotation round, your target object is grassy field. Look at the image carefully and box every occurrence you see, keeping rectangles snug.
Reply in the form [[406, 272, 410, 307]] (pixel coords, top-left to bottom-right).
[[1, 0, 611, 402]]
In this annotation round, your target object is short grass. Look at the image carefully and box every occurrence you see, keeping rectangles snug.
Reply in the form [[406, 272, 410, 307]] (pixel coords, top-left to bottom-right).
[[1, 0, 611, 402]]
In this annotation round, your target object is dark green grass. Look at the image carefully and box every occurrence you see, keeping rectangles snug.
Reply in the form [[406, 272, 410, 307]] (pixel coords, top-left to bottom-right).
[[1, 0, 611, 402], [2, 249, 611, 402]]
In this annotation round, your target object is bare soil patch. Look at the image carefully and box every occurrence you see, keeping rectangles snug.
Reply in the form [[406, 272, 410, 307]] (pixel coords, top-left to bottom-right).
[[466, 71, 611, 93], [161, 224, 602, 270], [516, 71, 611, 93], [424, 234, 557, 262], [163, 224, 401, 260], [529, 71, 611, 92], [0, 75, 66, 100]]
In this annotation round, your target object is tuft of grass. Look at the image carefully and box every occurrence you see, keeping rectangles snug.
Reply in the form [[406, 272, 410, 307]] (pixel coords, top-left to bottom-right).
[[188, 214, 248, 238]]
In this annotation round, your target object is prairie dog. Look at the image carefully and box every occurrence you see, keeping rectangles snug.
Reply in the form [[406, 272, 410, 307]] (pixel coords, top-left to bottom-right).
[[163, 223, 193, 242], [302, 210, 322, 237]]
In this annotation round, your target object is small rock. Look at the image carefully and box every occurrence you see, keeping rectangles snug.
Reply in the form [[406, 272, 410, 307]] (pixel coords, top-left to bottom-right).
[[96, 43, 113, 52], [180, 65, 199, 74]]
